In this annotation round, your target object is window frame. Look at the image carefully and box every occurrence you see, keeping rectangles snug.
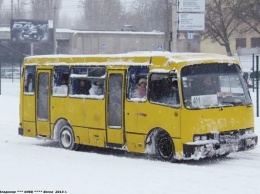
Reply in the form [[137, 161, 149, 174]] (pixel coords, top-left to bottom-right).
[[69, 66, 106, 99], [23, 66, 36, 95], [52, 66, 70, 97], [126, 66, 149, 102], [149, 72, 180, 108]]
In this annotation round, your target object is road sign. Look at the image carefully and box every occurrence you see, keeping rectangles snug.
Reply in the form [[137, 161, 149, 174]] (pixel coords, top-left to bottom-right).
[[178, 13, 205, 31], [178, 33, 186, 40], [187, 31, 193, 41], [178, 0, 205, 12]]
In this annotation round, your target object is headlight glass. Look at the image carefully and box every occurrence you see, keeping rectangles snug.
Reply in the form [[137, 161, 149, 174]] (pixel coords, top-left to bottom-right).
[[194, 136, 200, 142], [201, 135, 207, 141], [246, 129, 254, 134]]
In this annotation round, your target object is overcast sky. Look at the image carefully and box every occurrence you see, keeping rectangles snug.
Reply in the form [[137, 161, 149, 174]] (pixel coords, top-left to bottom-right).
[[1, 0, 135, 20], [60, 0, 134, 18]]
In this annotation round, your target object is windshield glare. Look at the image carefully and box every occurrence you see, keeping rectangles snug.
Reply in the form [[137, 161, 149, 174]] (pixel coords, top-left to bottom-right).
[[181, 63, 252, 109]]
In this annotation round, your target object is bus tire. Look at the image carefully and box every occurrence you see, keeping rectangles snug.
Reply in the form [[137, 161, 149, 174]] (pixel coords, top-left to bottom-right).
[[155, 130, 175, 162], [58, 124, 78, 150]]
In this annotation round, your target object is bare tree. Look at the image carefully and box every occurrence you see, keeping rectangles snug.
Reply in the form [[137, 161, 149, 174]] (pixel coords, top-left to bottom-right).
[[0, 0, 27, 26], [30, 0, 61, 21], [227, 0, 260, 35], [0, 0, 5, 25], [204, 0, 243, 56], [80, 0, 122, 30], [122, 0, 167, 32], [0, 0, 3, 8]]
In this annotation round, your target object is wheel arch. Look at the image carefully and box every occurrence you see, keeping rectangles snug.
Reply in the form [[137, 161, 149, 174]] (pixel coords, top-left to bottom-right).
[[145, 127, 175, 155], [53, 118, 71, 141]]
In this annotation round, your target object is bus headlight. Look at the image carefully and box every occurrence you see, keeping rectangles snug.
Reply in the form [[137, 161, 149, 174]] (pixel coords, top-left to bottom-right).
[[193, 135, 208, 142], [245, 129, 254, 134], [194, 136, 201, 142]]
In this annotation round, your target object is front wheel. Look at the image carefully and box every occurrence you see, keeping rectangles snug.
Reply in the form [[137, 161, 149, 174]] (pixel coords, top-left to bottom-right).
[[155, 131, 175, 162], [59, 124, 78, 150]]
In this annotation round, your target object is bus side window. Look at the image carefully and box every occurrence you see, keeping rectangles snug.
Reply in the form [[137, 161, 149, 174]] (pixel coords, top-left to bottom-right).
[[127, 66, 149, 100], [150, 73, 180, 107], [24, 66, 36, 94], [69, 67, 106, 97], [52, 66, 69, 97], [87, 67, 106, 97]]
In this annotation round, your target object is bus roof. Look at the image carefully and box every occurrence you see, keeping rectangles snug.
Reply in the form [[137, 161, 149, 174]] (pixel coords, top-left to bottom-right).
[[23, 52, 240, 70]]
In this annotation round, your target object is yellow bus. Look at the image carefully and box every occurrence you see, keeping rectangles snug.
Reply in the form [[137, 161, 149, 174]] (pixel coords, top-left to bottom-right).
[[18, 52, 258, 161]]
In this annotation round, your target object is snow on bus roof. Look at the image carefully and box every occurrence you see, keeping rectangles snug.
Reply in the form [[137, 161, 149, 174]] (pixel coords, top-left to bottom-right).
[[24, 52, 239, 66], [167, 52, 239, 64], [24, 51, 170, 59]]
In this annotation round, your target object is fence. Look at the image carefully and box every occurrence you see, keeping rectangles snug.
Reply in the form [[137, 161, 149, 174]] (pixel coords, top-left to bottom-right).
[[0, 62, 22, 95]]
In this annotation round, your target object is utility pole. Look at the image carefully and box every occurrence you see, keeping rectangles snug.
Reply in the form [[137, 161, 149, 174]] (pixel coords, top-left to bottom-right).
[[164, 0, 170, 51], [53, 0, 57, 54], [17, 0, 20, 18], [11, 0, 13, 19], [171, 0, 178, 52]]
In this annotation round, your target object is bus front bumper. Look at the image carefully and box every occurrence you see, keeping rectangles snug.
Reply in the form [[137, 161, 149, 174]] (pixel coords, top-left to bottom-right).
[[183, 134, 258, 160]]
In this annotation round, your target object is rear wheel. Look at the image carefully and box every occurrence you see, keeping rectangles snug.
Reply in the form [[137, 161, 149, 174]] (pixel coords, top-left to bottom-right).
[[155, 131, 175, 162], [59, 124, 78, 150]]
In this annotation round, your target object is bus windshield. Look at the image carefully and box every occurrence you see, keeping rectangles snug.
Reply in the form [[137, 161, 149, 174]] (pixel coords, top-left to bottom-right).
[[181, 63, 252, 109]]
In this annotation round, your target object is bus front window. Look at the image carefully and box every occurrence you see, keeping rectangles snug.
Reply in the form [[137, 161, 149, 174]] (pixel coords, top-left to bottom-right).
[[181, 63, 252, 109]]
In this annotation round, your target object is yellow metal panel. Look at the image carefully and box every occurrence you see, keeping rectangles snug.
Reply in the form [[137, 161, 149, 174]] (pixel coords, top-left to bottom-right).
[[107, 128, 123, 144], [88, 129, 105, 147], [125, 102, 181, 138], [85, 99, 106, 129], [181, 106, 254, 143], [23, 121, 36, 137], [50, 97, 70, 123], [37, 121, 51, 137], [73, 127, 89, 145], [125, 133, 146, 153], [51, 97, 106, 129], [22, 95, 36, 122]]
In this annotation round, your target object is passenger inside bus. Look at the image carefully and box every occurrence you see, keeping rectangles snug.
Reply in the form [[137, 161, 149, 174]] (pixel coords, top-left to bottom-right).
[[61, 74, 69, 86], [191, 75, 216, 96], [155, 78, 180, 105], [200, 75, 216, 95], [89, 81, 103, 95], [133, 78, 147, 98], [78, 80, 89, 95]]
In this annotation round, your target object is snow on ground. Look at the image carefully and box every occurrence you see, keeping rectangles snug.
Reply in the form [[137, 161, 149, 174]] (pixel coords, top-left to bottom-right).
[[0, 75, 260, 194]]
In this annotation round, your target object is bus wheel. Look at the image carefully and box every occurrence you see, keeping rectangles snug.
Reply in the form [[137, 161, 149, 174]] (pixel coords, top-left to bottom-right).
[[59, 124, 78, 150], [155, 131, 175, 162]]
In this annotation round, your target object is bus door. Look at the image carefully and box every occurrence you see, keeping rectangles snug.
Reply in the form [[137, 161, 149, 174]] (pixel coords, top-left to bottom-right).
[[36, 70, 51, 137], [106, 70, 125, 145]]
